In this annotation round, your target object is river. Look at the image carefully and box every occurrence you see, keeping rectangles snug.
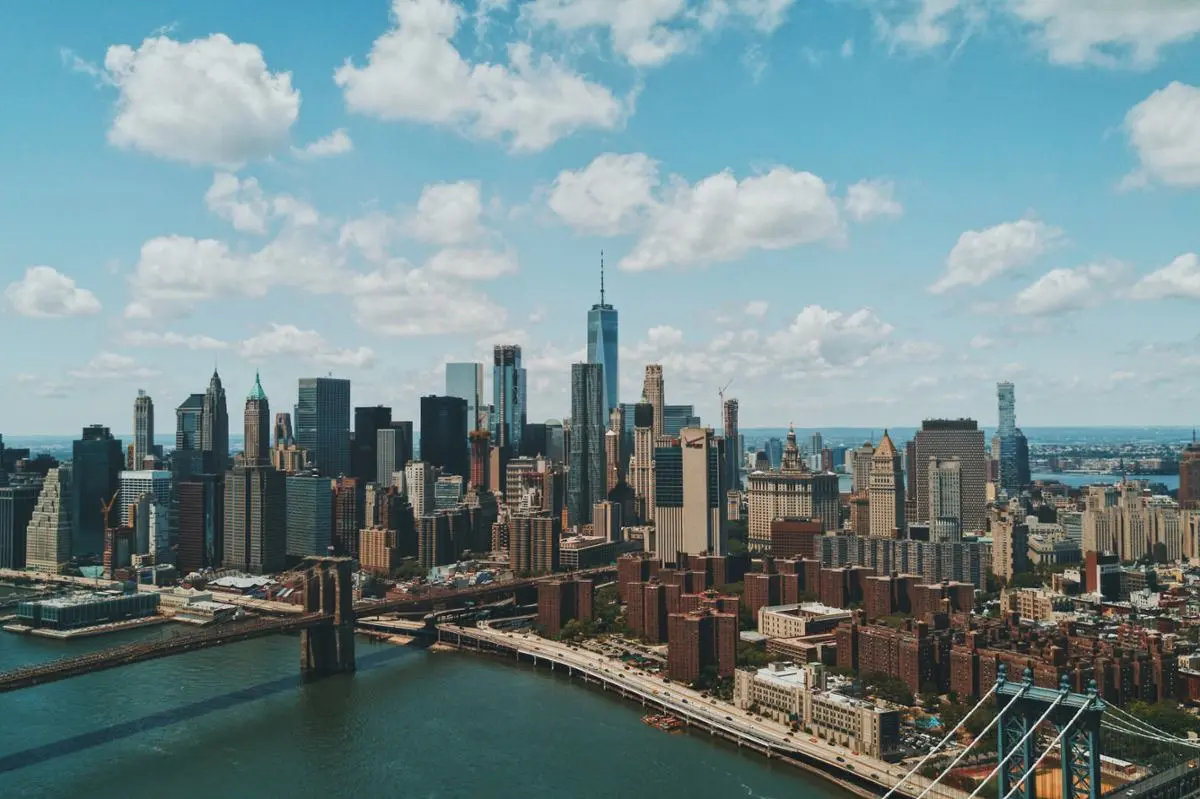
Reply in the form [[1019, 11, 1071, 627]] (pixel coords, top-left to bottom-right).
[[0, 627, 850, 799]]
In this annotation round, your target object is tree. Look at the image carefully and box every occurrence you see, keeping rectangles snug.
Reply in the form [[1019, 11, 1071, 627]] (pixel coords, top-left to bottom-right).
[[1008, 571, 1042, 589]]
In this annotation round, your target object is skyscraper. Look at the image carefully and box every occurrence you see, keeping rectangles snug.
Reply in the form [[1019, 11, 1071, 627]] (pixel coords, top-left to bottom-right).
[[913, 419, 986, 534], [71, 424, 123, 556], [568, 363, 607, 526], [446, 363, 485, 431], [587, 253, 619, 421], [420, 395, 469, 478], [0, 481, 39, 570], [996, 382, 1019, 492], [351, 405, 391, 483], [297, 377, 351, 478], [177, 474, 222, 574], [201, 369, 230, 474], [376, 422, 413, 487], [133, 390, 154, 468], [643, 365, 664, 441], [492, 345, 526, 456], [722, 398, 741, 491], [652, 427, 727, 561], [929, 457, 963, 542], [868, 431, 905, 538], [245, 372, 271, 466], [285, 474, 332, 559], [174, 394, 205, 478], [25, 466, 73, 572], [224, 374, 286, 573], [629, 397, 656, 522], [1180, 436, 1200, 509]]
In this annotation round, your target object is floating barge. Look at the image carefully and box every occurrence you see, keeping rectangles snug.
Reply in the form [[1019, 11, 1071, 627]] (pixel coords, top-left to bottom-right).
[[642, 713, 686, 732]]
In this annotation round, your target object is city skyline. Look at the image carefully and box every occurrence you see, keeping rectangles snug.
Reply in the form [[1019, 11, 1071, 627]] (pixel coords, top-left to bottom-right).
[[4, 3, 1200, 432]]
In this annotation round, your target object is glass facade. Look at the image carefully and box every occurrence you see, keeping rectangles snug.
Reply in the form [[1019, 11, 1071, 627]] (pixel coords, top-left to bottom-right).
[[567, 363, 607, 526], [587, 304, 619, 421], [297, 377, 351, 478], [285, 475, 332, 558], [17, 591, 159, 630], [491, 346, 526, 454], [445, 363, 485, 432]]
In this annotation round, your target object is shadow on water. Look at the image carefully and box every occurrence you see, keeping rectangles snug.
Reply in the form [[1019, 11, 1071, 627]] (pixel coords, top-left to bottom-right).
[[0, 645, 411, 775]]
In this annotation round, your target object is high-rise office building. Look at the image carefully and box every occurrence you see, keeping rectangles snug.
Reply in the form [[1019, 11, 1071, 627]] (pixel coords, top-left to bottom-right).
[[643, 365, 664, 441], [586, 254, 619, 421], [446, 363, 485, 431], [545, 420, 565, 463], [723, 399, 741, 491], [913, 419, 986, 534], [996, 382, 1019, 493], [244, 372, 271, 465], [331, 476, 364, 558], [286, 474, 333, 559], [174, 394, 205, 478], [176, 474, 222, 574], [405, 460, 435, 519], [133, 390, 155, 468], [25, 466, 73, 572], [663, 405, 700, 437], [297, 377, 351, 478], [492, 345, 526, 456], [746, 427, 840, 548], [868, 431, 905, 538], [118, 470, 172, 527], [376, 423, 413, 488], [629, 398, 656, 522], [201, 369, 230, 474], [71, 424, 123, 556], [351, 405, 391, 483], [928, 457, 963, 542], [652, 427, 726, 562], [0, 481, 40, 569], [420, 395, 469, 478], [274, 413, 294, 448], [224, 464, 286, 573], [568, 363, 607, 526], [469, 430, 491, 491], [509, 511, 561, 574]]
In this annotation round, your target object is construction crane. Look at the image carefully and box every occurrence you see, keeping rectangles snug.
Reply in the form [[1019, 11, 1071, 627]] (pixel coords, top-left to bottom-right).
[[98, 491, 119, 585], [718, 379, 734, 413]]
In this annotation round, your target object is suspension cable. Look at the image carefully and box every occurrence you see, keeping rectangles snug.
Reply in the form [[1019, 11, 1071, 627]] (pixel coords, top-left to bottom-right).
[[999, 700, 1093, 799], [965, 691, 1067, 799], [1105, 704, 1193, 744], [882, 682, 1001, 799], [908, 684, 1030, 799], [1101, 718, 1200, 749]]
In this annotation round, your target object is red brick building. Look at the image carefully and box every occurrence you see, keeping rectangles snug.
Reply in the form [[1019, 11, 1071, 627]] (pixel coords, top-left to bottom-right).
[[667, 609, 738, 683], [536, 577, 594, 636]]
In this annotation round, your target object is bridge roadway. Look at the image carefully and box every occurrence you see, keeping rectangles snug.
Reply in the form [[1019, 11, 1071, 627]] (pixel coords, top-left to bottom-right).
[[0, 613, 327, 693], [443, 623, 972, 799]]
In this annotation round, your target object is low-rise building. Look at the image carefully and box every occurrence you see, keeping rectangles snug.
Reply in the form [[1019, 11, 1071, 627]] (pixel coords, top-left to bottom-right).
[[1001, 587, 1073, 621], [757, 602, 852, 639], [733, 661, 825, 723], [802, 690, 901, 759]]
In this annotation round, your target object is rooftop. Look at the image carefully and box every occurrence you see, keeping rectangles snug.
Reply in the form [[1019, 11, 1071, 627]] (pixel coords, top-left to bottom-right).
[[762, 602, 851, 618], [752, 661, 811, 690]]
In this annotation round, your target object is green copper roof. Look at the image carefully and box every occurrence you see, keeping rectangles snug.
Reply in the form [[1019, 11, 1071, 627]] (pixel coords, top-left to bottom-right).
[[247, 370, 267, 401]]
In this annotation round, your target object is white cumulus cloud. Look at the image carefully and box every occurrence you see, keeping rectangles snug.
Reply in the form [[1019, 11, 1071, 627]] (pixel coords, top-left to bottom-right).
[[1014, 261, 1123, 315], [425, 248, 518, 280], [101, 34, 299, 167], [122, 330, 230, 350], [404, 181, 485, 246], [845, 178, 904, 222], [1123, 82, 1200, 188], [1131, 253, 1200, 300], [766, 305, 895, 367], [205, 173, 270, 234], [930, 218, 1063, 293], [69, 352, 158, 380], [547, 152, 660, 235], [292, 128, 354, 159], [4, 266, 102, 318], [620, 166, 842, 272], [239, 323, 376, 368], [334, 0, 628, 152], [348, 262, 508, 336]]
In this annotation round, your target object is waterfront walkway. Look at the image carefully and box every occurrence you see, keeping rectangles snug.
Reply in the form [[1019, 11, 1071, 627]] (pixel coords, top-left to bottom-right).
[[442, 623, 970, 799]]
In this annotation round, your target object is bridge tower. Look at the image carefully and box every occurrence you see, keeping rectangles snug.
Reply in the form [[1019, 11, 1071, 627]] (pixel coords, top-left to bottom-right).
[[300, 556, 356, 678], [995, 665, 1104, 799]]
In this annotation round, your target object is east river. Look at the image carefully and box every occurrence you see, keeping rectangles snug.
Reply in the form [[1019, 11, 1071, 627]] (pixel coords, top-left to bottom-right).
[[0, 623, 849, 799]]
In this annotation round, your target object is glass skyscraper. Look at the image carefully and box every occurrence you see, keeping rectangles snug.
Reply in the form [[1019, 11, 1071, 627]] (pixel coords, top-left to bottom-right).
[[492, 345, 526, 455], [567, 362, 606, 527], [446, 362, 485, 432], [587, 256, 619, 420], [297, 377, 351, 478]]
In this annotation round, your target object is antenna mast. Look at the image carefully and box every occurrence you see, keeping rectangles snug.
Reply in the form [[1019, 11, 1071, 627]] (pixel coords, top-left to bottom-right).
[[600, 250, 605, 306]]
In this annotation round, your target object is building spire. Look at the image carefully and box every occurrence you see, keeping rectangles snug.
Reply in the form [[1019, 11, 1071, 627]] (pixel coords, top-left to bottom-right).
[[600, 249, 605, 306]]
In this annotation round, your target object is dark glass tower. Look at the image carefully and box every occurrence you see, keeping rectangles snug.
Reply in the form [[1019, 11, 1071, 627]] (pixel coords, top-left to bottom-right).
[[297, 377, 352, 478], [420, 395, 469, 478], [587, 253, 619, 421], [71, 424, 124, 556], [567, 362, 607, 526], [202, 369, 230, 474], [352, 405, 392, 483], [175, 394, 205, 479], [491, 345, 526, 457]]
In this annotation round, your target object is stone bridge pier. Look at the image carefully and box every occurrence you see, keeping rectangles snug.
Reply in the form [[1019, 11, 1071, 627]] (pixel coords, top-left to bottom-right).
[[300, 557, 356, 678]]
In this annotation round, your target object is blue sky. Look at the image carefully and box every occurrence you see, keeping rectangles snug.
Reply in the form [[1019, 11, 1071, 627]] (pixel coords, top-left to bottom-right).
[[2, 0, 1200, 434]]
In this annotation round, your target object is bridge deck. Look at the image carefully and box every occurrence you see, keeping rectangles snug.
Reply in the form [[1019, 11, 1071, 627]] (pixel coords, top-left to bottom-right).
[[0, 613, 327, 693]]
